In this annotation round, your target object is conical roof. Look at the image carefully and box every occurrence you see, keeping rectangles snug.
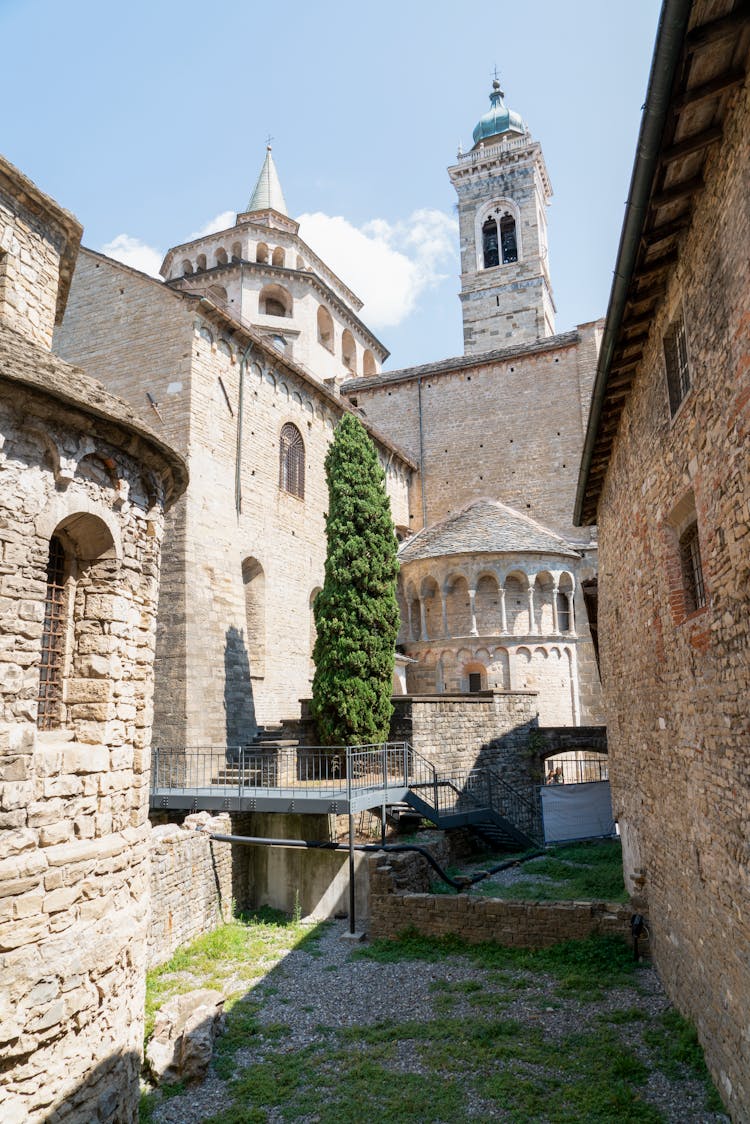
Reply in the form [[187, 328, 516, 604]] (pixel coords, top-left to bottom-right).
[[398, 500, 577, 564], [246, 146, 288, 215]]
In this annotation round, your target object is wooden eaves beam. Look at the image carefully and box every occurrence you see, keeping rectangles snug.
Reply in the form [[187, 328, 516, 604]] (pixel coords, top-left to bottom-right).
[[660, 125, 722, 164], [686, 6, 750, 52], [673, 69, 746, 109]]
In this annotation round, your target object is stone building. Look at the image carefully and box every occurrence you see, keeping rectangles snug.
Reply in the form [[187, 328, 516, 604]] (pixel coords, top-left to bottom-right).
[[344, 86, 603, 724], [55, 211, 413, 748], [0, 158, 186, 1120], [574, 1, 749, 1117]]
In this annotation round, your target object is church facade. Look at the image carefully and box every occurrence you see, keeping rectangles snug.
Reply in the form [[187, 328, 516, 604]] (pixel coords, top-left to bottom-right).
[[55, 80, 604, 743]]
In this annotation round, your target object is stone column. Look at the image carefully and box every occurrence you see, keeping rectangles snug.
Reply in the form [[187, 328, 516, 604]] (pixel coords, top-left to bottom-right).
[[551, 578, 560, 634], [499, 587, 507, 634], [441, 592, 448, 638], [419, 598, 428, 642], [566, 592, 575, 634], [468, 588, 478, 636], [406, 599, 414, 641], [527, 586, 536, 634]]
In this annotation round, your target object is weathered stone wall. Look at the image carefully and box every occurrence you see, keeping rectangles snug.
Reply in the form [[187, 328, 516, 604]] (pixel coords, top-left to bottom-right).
[[369, 854, 633, 946], [594, 80, 750, 1119], [393, 693, 542, 790], [0, 317, 183, 1120], [148, 812, 233, 967], [55, 253, 411, 743], [0, 182, 65, 350], [344, 324, 601, 543]]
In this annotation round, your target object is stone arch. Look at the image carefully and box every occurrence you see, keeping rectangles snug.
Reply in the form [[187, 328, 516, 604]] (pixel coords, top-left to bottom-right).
[[362, 349, 376, 377], [272, 246, 285, 267], [317, 306, 334, 353], [475, 572, 501, 634], [231, 241, 242, 261], [196, 253, 207, 271], [557, 571, 575, 633], [445, 573, 471, 637], [256, 243, 269, 264], [215, 247, 228, 267], [279, 422, 305, 498], [181, 259, 193, 276], [534, 570, 556, 634], [36, 498, 122, 561], [462, 657, 487, 693], [420, 575, 441, 640], [504, 570, 530, 636], [341, 329, 356, 374], [488, 645, 510, 689], [241, 557, 265, 677], [37, 512, 119, 732], [474, 198, 522, 272], [259, 283, 292, 317]]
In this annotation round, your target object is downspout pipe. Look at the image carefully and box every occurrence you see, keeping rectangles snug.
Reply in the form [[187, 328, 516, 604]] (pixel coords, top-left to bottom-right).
[[574, 0, 693, 526]]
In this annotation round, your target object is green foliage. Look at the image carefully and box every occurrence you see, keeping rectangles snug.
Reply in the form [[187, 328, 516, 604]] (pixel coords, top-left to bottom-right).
[[311, 413, 399, 745], [473, 839, 627, 903]]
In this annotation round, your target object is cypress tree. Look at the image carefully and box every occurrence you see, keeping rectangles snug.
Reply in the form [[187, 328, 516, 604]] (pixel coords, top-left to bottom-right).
[[311, 413, 399, 746]]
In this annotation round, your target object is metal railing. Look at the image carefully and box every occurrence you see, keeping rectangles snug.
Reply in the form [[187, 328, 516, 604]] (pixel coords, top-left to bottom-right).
[[544, 757, 609, 786], [151, 743, 414, 801]]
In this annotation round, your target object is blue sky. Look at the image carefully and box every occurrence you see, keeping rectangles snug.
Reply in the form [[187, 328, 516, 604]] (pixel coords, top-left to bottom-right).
[[1, 0, 661, 369]]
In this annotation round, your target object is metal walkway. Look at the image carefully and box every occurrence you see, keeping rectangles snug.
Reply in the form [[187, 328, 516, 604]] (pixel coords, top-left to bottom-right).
[[150, 743, 542, 847]]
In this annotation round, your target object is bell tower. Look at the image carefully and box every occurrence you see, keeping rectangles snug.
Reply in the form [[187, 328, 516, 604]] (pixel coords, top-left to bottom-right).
[[448, 80, 555, 354]]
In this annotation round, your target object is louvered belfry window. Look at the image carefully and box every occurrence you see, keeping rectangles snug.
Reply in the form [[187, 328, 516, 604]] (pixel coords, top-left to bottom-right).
[[279, 423, 305, 499], [37, 535, 67, 729]]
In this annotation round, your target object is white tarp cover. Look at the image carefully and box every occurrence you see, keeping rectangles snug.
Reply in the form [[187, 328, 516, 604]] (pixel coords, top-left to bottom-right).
[[540, 781, 615, 844]]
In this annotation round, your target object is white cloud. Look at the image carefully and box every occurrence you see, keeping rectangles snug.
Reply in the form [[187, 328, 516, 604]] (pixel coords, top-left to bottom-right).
[[100, 234, 163, 278], [188, 210, 236, 240], [297, 208, 458, 328]]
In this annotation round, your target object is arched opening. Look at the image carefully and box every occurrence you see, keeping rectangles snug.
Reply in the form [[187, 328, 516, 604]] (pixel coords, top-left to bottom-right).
[[362, 349, 376, 377], [341, 329, 356, 374], [535, 571, 556, 633], [482, 218, 499, 268], [215, 247, 228, 267], [309, 587, 322, 678], [408, 596, 421, 642], [463, 660, 486, 693], [181, 259, 193, 276], [231, 241, 242, 262], [296, 255, 304, 269], [488, 647, 510, 689], [279, 422, 305, 498], [317, 306, 334, 353], [272, 246, 285, 267], [475, 573, 501, 634], [259, 283, 292, 318], [196, 253, 207, 272], [256, 243, 269, 264], [499, 213, 518, 263], [421, 576, 441, 640], [445, 574, 471, 637], [241, 557, 265, 677], [505, 572, 530, 635], [557, 572, 575, 633], [37, 514, 117, 732]]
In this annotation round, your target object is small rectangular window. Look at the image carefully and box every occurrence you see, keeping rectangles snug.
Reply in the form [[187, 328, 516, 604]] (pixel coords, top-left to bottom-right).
[[680, 522, 706, 614], [663, 313, 691, 416]]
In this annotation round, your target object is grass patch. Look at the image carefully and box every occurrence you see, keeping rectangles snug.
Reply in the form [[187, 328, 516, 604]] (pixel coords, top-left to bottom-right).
[[643, 1008, 724, 1110], [475, 840, 627, 903]]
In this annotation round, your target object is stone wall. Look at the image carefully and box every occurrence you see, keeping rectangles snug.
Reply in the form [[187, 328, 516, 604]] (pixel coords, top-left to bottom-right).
[[368, 854, 633, 946], [594, 80, 749, 1119], [148, 812, 233, 968], [0, 306, 183, 1118], [393, 692, 542, 790]]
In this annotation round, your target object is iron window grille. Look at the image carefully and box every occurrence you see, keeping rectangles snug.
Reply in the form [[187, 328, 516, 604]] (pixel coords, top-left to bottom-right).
[[38, 535, 67, 729], [663, 313, 691, 416], [680, 522, 706, 613], [279, 423, 305, 499]]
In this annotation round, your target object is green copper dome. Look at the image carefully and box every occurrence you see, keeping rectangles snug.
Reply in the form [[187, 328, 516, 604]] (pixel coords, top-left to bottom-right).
[[472, 80, 525, 147]]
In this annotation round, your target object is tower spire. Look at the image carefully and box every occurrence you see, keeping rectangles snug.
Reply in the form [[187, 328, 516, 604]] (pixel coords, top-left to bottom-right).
[[246, 144, 288, 215]]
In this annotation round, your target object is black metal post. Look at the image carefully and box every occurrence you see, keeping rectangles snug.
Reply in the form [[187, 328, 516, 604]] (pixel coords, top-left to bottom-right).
[[348, 812, 356, 934]]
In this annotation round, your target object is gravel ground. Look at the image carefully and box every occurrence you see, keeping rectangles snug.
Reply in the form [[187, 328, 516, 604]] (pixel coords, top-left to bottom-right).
[[151, 919, 728, 1124]]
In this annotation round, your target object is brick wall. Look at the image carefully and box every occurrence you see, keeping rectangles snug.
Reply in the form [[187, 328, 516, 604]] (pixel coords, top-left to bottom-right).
[[147, 812, 233, 967], [594, 80, 750, 1119]]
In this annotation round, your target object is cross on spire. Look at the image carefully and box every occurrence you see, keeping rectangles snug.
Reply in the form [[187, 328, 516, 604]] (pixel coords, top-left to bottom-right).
[[265, 132, 274, 149]]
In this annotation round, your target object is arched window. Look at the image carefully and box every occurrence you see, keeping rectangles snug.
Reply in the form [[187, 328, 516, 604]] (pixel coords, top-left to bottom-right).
[[38, 535, 68, 729], [215, 247, 228, 267], [362, 349, 376, 377], [241, 557, 266, 676], [482, 218, 499, 268], [182, 259, 193, 276], [196, 253, 207, 271], [272, 247, 285, 267], [499, 213, 518, 263], [231, 241, 242, 262], [279, 423, 305, 498], [317, 306, 334, 352], [256, 243, 269, 264], [259, 284, 292, 318], [342, 329, 356, 373]]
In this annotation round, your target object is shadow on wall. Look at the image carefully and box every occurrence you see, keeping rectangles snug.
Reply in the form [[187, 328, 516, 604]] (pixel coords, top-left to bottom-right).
[[34, 1048, 141, 1124], [224, 626, 256, 746]]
